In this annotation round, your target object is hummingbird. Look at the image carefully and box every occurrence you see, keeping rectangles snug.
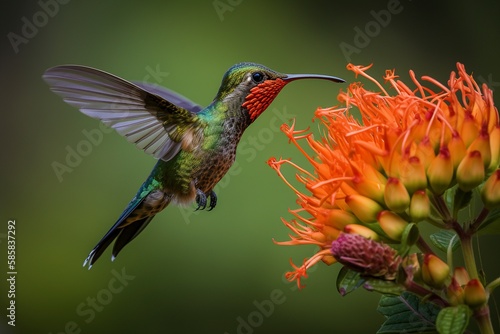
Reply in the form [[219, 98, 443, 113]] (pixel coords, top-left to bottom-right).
[[43, 62, 344, 268]]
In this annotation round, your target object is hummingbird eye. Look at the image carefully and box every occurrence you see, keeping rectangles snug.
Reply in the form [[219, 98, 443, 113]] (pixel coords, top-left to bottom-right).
[[251, 72, 265, 83]]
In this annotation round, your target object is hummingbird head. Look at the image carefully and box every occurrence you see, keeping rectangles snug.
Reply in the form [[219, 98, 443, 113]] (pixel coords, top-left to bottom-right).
[[214, 62, 344, 122]]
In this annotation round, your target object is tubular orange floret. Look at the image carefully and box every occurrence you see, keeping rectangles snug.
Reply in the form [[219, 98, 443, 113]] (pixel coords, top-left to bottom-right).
[[285, 258, 309, 289], [346, 63, 389, 96], [286, 249, 334, 289], [267, 157, 310, 196]]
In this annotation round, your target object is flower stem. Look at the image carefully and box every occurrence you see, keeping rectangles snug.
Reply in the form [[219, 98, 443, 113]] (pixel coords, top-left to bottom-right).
[[460, 235, 479, 280], [486, 276, 500, 293], [416, 236, 435, 256], [470, 207, 490, 232], [405, 280, 448, 307], [430, 194, 454, 225], [474, 304, 494, 334]]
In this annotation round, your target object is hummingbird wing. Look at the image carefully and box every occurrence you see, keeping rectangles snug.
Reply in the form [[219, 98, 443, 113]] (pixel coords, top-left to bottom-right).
[[43, 65, 206, 161], [132, 81, 203, 113]]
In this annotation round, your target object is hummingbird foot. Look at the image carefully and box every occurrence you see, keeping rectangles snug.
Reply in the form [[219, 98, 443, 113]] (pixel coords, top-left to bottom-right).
[[195, 189, 217, 211], [207, 191, 217, 211]]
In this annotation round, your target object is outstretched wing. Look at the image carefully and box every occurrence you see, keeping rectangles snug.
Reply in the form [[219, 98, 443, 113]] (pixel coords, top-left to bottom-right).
[[43, 65, 206, 161], [132, 81, 203, 114]]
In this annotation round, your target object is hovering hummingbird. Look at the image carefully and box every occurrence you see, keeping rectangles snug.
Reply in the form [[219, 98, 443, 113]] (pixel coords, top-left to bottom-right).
[[43, 62, 344, 268]]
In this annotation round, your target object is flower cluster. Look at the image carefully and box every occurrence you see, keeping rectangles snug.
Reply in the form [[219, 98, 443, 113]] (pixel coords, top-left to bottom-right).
[[268, 63, 500, 289]]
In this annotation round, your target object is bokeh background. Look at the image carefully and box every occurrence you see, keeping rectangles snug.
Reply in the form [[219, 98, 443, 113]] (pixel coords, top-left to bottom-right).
[[2, 1, 500, 333]]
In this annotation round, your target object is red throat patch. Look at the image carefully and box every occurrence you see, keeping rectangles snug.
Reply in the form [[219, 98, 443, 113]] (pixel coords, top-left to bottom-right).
[[242, 78, 287, 121]]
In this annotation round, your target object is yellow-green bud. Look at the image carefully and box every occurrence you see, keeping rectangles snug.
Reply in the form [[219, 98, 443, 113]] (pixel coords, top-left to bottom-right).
[[324, 209, 359, 230], [453, 267, 470, 287], [343, 224, 379, 240], [353, 164, 386, 204], [421, 253, 450, 289], [345, 194, 383, 224], [481, 169, 500, 209], [400, 156, 427, 194], [416, 138, 436, 170], [488, 126, 500, 171], [377, 210, 408, 241], [447, 277, 465, 305], [449, 134, 467, 170], [409, 190, 430, 222], [464, 279, 488, 308], [427, 146, 453, 195], [456, 150, 485, 192], [467, 133, 491, 168], [460, 116, 479, 148], [384, 177, 410, 213]]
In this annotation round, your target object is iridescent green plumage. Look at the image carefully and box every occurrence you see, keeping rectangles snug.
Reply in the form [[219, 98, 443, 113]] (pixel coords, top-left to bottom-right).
[[43, 62, 344, 268]]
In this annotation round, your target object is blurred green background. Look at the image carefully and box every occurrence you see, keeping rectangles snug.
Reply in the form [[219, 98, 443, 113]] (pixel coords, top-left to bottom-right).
[[1, 1, 500, 333]]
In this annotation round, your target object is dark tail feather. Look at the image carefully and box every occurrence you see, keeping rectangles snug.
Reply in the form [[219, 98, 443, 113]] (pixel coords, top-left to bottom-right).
[[83, 194, 151, 269], [83, 216, 154, 269], [111, 216, 154, 261], [83, 229, 120, 269]]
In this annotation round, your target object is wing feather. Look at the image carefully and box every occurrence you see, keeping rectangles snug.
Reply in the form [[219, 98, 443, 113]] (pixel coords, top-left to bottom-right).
[[43, 65, 205, 161]]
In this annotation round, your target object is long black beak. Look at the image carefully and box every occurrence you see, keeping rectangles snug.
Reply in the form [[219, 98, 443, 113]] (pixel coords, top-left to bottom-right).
[[283, 73, 345, 83]]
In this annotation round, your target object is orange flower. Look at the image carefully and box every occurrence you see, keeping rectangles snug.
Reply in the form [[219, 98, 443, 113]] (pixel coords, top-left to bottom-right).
[[269, 63, 499, 288]]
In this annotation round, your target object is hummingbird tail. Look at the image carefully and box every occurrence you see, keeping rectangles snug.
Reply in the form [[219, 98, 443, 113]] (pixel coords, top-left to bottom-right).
[[83, 189, 170, 269], [83, 216, 155, 269]]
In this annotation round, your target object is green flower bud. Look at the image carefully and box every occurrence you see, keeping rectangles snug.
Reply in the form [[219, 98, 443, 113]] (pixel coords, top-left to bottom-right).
[[384, 177, 410, 213], [345, 194, 383, 224], [464, 279, 488, 308], [409, 190, 430, 222], [447, 277, 464, 305], [488, 126, 500, 171], [344, 224, 379, 240], [481, 169, 500, 209], [421, 254, 450, 289], [467, 133, 491, 168], [400, 156, 427, 194], [427, 146, 453, 195], [456, 150, 485, 191], [377, 210, 408, 241]]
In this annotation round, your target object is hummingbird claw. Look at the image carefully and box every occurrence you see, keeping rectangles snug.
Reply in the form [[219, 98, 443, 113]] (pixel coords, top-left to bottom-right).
[[195, 189, 207, 210], [195, 189, 218, 211], [208, 191, 217, 211]]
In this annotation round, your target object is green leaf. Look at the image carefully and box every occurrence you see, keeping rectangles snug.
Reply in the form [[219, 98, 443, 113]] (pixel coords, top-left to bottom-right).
[[363, 278, 404, 295], [377, 292, 442, 334], [436, 305, 470, 334], [336, 266, 365, 296], [429, 230, 460, 253]]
